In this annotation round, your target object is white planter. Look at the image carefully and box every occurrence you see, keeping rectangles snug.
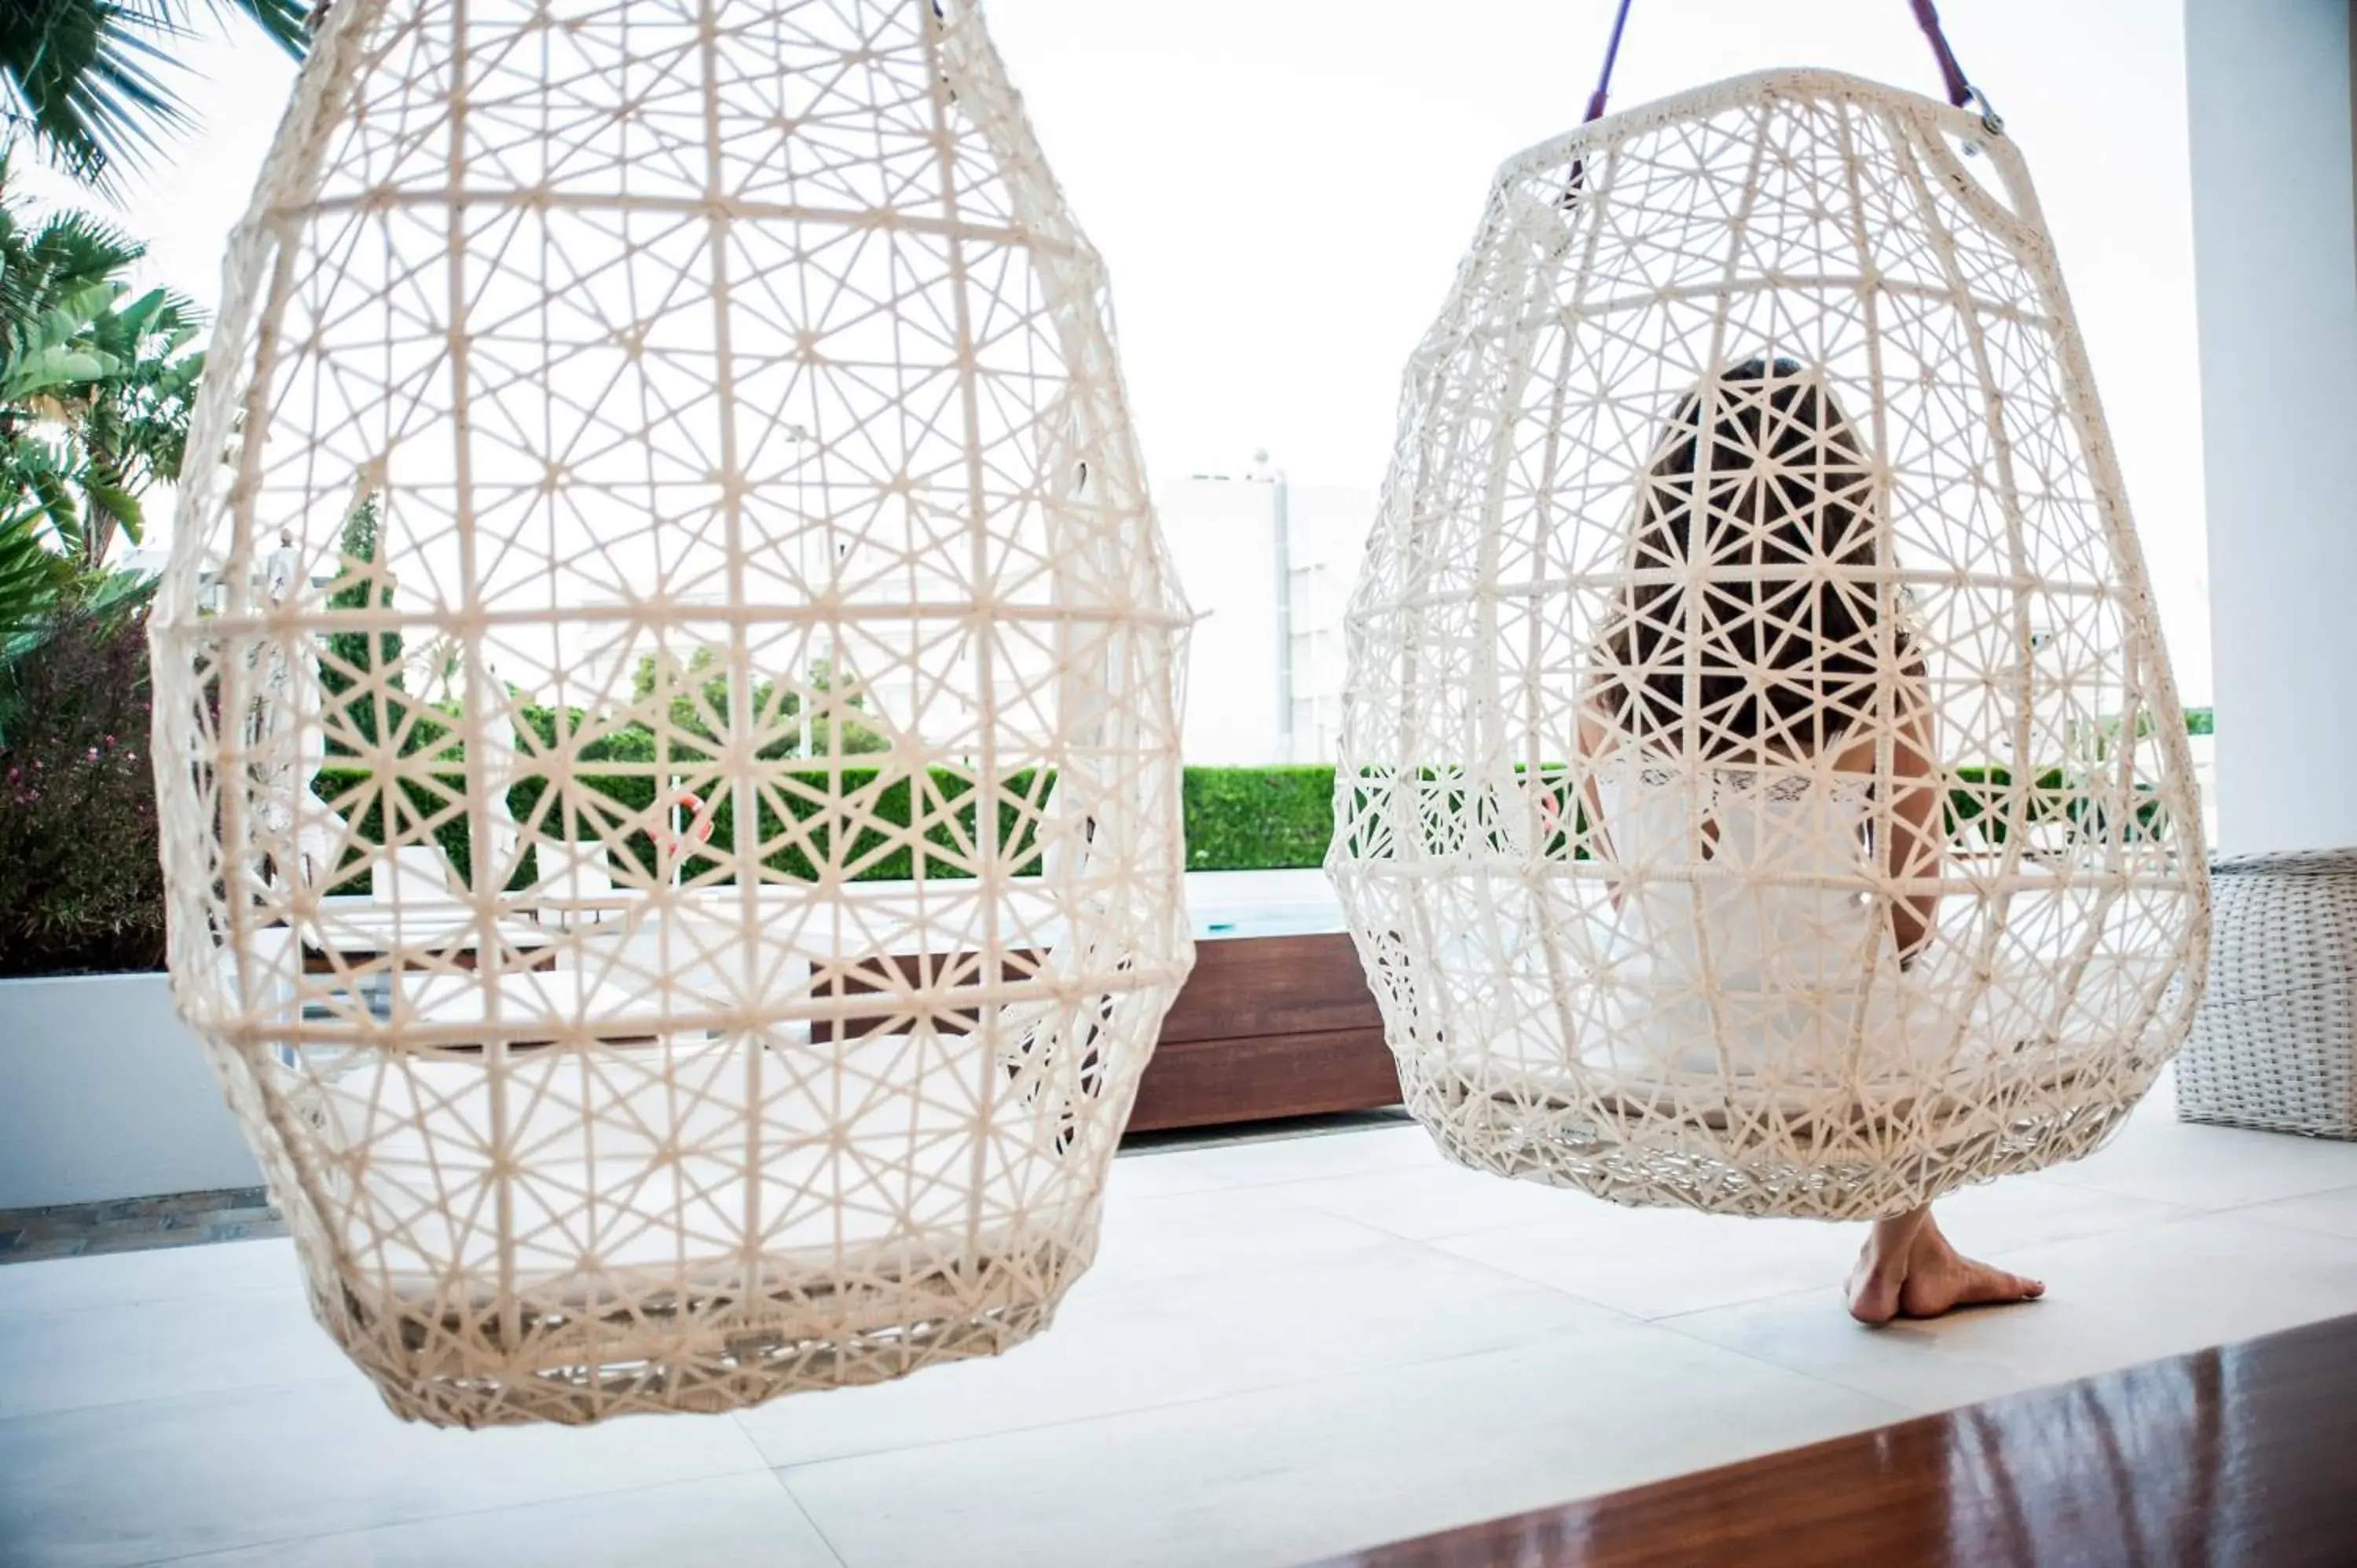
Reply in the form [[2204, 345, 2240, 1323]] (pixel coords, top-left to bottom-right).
[[0, 973, 260, 1209]]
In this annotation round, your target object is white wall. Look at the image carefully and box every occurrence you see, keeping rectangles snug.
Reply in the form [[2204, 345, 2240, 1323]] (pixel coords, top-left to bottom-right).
[[0, 975, 262, 1208], [2185, 0, 2357, 854]]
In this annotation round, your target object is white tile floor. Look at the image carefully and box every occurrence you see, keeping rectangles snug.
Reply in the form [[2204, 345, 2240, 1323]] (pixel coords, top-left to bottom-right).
[[5, 1072, 2357, 1568]]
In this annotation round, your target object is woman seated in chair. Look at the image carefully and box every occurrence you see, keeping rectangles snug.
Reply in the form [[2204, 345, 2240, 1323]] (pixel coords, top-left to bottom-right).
[[1574, 355, 2043, 1323]]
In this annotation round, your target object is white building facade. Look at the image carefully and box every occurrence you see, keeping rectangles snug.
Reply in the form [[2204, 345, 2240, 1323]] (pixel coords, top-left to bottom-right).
[[1158, 456, 1372, 765]]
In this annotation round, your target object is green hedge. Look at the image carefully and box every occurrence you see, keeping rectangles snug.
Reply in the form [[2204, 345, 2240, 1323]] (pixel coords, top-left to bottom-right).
[[1183, 766, 1335, 870], [302, 741, 2194, 896], [1945, 764, 2170, 846], [1334, 758, 2177, 864], [309, 742, 1343, 888]]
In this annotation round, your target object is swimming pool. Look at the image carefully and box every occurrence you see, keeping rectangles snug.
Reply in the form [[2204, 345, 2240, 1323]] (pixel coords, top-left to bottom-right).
[[1184, 869, 1345, 941]]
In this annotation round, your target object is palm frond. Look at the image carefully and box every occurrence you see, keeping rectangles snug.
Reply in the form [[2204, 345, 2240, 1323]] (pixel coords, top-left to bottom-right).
[[0, 499, 70, 643], [0, 0, 192, 191], [27, 205, 145, 292], [2, 433, 88, 551], [181, 0, 308, 57], [76, 456, 141, 546], [2, 0, 309, 192]]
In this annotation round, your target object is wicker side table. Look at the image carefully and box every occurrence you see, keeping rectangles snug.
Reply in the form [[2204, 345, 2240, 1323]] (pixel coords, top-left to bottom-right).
[[2178, 848, 2357, 1138]]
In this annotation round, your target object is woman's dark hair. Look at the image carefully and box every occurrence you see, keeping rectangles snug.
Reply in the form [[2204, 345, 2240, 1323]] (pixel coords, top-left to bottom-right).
[[1597, 356, 1903, 759]]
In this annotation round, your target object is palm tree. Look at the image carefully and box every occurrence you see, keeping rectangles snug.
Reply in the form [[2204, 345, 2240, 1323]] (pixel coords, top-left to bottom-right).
[[40, 262, 201, 569], [0, 179, 119, 641], [0, 167, 201, 719], [0, 0, 308, 195], [0, 1, 295, 736], [0, 170, 201, 564]]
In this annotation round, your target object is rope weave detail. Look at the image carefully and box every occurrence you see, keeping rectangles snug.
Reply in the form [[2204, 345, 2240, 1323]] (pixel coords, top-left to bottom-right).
[[1329, 70, 2209, 1221], [150, 0, 1193, 1427]]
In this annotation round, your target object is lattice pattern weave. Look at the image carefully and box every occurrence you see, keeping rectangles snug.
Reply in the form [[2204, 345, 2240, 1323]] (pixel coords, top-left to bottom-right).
[[1330, 71, 2208, 1221], [149, 0, 1192, 1425]]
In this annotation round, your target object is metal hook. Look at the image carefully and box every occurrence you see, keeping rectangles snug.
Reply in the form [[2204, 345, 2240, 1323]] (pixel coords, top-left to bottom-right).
[[1963, 86, 2003, 140]]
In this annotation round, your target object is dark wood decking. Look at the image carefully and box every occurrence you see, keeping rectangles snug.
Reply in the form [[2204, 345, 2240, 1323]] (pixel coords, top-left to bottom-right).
[[1129, 932, 1400, 1131], [808, 930, 1402, 1130], [1313, 1312, 2357, 1567]]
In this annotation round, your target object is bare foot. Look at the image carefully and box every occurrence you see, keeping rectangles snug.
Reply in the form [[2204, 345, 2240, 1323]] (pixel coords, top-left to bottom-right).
[[1846, 1208, 2043, 1325], [1845, 1247, 1905, 1326]]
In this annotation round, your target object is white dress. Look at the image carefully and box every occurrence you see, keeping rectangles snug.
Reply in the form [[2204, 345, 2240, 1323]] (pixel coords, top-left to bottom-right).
[[1579, 753, 1959, 1090]]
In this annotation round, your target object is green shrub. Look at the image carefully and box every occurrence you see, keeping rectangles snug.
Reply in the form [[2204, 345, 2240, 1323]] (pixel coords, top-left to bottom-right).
[[312, 751, 1059, 889], [1332, 766, 1599, 863], [1945, 764, 2071, 846], [0, 601, 165, 975], [317, 495, 430, 756], [8, 641, 2204, 976], [2068, 782, 2170, 844], [1945, 764, 2173, 848]]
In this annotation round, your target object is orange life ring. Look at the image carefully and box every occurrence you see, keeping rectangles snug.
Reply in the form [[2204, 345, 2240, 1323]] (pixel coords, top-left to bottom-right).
[[659, 788, 715, 855]]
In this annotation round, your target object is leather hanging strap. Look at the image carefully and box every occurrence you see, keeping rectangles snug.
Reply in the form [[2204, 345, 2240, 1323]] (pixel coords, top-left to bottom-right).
[[1583, 0, 1637, 123], [1907, 0, 1974, 108], [1581, 1, 1996, 130]]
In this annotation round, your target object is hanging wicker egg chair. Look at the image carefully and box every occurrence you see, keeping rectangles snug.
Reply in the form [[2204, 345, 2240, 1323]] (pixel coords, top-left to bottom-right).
[[149, 0, 1192, 1426], [1329, 65, 2208, 1221]]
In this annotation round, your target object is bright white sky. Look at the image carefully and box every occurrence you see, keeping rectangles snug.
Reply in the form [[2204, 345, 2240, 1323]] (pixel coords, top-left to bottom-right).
[[43, 0, 2211, 700]]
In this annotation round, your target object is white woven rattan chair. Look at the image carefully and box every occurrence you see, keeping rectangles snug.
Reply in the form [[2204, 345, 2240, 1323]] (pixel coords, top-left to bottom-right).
[[1329, 69, 2209, 1221], [150, 0, 1191, 1426]]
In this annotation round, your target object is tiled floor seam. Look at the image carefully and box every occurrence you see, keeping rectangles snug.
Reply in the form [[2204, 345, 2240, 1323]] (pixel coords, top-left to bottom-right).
[[0, 1283, 310, 1324], [1974, 1203, 2337, 1255], [1639, 1282, 2357, 1420], [753, 1324, 1675, 1475], [1146, 1156, 1439, 1193], [123, 1462, 790, 1568], [765, 1465, 856, 1568], [1618, 1203, 2248, 1329], [0, 1365, 359, 1427], [2035, 1167, 2357, 1207], [1274, 1200, 1551, 1247], [1373, 1231, 1658, 1321], [1255, 1211, 2218, 1302], [2181, 1180, 2357, 1224], [1640, 1302, 1978, 1419], [746, 1460, 853, 1568]]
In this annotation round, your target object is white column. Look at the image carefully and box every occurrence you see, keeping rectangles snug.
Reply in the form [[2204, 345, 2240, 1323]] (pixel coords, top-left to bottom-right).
[[2186, 0, 2357, 854]]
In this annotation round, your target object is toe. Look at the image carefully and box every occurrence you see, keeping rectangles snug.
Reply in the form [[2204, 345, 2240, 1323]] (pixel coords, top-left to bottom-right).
[[1962, 1262, 2043, 1306]]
